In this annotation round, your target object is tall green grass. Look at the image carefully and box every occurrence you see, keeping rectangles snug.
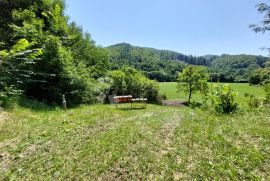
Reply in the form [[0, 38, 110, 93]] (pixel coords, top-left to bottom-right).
[[159, 82, 265, 104]]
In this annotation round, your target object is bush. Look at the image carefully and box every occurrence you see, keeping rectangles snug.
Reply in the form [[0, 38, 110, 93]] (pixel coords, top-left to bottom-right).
[[142, 79, 161, 104], [263, 80, 270, 103], [245, 94, 262, 108], [18, 98, 56, 111], [0, 85, 21, 109], [160, 94, 167, 100], [109, 67, 161, 104], [211, 85, 238, 113], [249, 68, 270, 85]]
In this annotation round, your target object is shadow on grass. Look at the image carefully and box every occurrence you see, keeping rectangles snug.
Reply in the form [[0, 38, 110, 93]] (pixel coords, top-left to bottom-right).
[[184, 101, 203, 109], [116, 107, 147, 111], [162, 99, 203, 109], [162, 100, 186, 107], [111, 103, 147, 111], [17, 98, 59, 111]]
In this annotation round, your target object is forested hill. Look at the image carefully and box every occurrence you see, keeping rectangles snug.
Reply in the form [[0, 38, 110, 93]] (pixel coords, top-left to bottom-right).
[[107, 43, 269, 82], [107, 43, 209, 82], [107, 43, 209, 66], [210, 54, 268, 82]]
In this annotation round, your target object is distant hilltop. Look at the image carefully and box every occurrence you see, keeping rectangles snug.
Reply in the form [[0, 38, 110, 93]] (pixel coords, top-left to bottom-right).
[[106, 43, 269, 82]]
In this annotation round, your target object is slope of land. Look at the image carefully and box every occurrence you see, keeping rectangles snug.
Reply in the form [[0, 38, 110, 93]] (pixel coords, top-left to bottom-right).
[[0, 103, 269, 180]]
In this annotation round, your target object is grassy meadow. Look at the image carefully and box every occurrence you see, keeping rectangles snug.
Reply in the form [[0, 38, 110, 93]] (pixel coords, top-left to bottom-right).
[[159, 82, 265, 104], [0, 83, 269, 180], [0, 98, 270, 180]]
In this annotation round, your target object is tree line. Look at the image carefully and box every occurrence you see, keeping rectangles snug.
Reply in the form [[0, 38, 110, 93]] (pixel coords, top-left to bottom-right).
[[107, 43, 269, 83]]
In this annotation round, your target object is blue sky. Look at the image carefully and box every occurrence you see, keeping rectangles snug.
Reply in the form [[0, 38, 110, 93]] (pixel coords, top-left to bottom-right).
[[66, 0, 269, 56]]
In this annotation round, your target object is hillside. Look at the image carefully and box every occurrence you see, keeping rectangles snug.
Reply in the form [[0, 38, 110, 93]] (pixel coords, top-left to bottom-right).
[[106, 43, 208, 82], [210, 54, 268, 82], [107, 43, 268, 82]]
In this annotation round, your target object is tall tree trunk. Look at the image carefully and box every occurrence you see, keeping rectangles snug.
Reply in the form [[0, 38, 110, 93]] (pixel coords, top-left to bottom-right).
[[188, 90, 192, 104], [188, 84, 192, 104]]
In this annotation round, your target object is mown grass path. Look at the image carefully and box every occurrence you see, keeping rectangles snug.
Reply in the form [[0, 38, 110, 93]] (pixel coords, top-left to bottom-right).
[[0, 105, 269, 180]]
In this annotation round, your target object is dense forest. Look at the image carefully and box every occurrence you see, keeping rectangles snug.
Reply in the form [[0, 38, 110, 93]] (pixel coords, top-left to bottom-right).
[[107, 43, 269, 82], [0, 0, 110, 106], [107, 43, 206, 82], [210, 54, 268, 82]]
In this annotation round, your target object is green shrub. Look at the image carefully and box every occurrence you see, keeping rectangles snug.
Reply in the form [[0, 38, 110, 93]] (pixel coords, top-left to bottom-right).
[[109, 67, 161, 104], [264, 80, 270, 103], [246, 94, 262, 108], [142, 79, 161, 104], [18, 98, 56, 111], [249, 68, 270, 85], [160, 94, 167, 100], [0, 85, 21, 109], [211, 85, 238, 113]]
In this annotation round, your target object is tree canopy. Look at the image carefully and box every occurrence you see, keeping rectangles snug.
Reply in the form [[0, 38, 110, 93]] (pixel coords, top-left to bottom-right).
[[0, 0, 109, 106], [248, 2, 270, 85], [177, 65, 209, 103]]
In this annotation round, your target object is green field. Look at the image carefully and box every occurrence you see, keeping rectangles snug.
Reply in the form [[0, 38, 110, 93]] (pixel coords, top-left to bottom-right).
[[0, 82, 269, 180], [0, 102, 270, 180], [159, 82, 265, 103]]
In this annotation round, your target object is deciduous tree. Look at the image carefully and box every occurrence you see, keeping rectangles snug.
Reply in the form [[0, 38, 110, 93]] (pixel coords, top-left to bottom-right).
[[177, 65, 209, 104]]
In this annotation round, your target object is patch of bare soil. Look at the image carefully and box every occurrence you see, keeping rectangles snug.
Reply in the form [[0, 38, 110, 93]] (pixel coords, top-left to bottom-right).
[[0, 140, 16, 174], [162, 100, 186, 107], [0, 151, 12, 172], [0, 111, 9, 122]]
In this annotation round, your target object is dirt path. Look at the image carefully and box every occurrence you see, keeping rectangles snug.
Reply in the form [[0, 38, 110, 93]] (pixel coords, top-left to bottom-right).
[[162, 100, 186, 107], [158, 112, 182, 154]]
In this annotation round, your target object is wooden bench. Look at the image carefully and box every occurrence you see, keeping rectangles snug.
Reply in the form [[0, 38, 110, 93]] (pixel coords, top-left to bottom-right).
[[131, 98, 148, 109], [109, 95, 147, 109]]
